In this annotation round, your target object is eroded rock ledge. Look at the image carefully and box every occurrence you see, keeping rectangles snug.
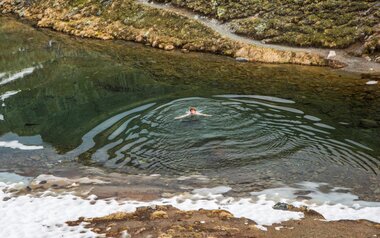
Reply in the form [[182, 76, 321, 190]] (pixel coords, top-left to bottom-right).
[[0, 0, 343, 67], [67, 205, 380, 238]]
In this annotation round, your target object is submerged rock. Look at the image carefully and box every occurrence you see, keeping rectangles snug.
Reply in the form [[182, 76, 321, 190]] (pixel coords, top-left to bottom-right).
[[164, 44, 174, 51], [359, 119, 378, 128]]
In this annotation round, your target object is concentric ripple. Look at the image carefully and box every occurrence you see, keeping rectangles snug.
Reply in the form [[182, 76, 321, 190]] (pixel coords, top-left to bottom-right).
[[68, 95, 380, 175]]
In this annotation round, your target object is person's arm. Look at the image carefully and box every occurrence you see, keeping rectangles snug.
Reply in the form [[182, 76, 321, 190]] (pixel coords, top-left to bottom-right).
[[196, 112, 212, 117], [175, 113, 190, 119]]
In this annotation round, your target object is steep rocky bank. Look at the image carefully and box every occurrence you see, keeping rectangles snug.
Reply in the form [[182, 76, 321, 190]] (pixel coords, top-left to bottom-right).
[[154, 0, 380, 60], [0, 0, 342, 67]]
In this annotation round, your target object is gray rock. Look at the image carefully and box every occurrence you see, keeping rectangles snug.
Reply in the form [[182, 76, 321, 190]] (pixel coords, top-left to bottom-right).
[[17, 10, 24, 17], [273, 202, 289, 210]]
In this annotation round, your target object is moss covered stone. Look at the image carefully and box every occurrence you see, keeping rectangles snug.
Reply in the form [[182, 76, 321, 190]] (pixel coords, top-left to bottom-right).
[[154, 0, 380, 49], [1, 0, 333, 67]]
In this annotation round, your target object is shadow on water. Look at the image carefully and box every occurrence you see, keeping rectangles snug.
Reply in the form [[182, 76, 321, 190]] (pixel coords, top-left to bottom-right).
[[0, 16, 379, 198]]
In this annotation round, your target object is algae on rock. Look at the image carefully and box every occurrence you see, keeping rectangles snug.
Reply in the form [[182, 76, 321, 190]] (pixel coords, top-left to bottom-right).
[[0, 0, 334, 66]]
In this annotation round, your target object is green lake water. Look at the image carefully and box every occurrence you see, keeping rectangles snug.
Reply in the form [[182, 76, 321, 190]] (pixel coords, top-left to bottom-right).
[[0, 17, 379, 200]]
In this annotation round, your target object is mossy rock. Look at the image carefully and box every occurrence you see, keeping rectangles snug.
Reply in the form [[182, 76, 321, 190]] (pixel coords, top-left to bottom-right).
[[154, 0, 380, 48]]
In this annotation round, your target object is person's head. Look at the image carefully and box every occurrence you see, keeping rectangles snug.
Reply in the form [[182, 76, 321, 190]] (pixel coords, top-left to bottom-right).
[[189, 107, 197, 115]]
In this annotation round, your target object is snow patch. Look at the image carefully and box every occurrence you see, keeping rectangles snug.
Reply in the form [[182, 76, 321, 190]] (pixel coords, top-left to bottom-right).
[[0, 182, 303, 238], [0, 179, 379, 238], [0, 140, 43, 150], [0, 90, 21, 101], [327, 50, 336, 59], [366, 80, 378, 85], [251, 181, 380, 223], [0, 66, 39, 86], [0, 90, 21, 109]]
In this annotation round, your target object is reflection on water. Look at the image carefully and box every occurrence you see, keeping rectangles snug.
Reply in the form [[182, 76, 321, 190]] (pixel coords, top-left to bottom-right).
[[0, 65, 40, 85], [0, 16, 379, 200]]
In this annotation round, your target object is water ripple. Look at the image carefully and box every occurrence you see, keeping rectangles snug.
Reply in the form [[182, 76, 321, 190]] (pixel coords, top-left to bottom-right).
[[67, 95, 379, 175]]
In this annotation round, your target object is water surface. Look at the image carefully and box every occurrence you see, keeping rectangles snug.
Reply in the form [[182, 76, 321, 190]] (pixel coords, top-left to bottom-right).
[[0, 16, 379, 200]]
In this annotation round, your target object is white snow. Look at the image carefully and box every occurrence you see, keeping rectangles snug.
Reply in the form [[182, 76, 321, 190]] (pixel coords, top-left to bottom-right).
[[255, 225, 268, 231], [0, 90, 21, 108], [0, 67, 37, 85], [0, 90, 21, 110], [0, 180, 302, 238], [312, 203, 380, 222], [0, 140, 43, 150], [0, 90, 21, 101], [366, 80, 378, 85], [250, 181, 380, 223], [0, 177, 379, 238], [0, 90, 21, 120], [327, 50, 336, 59]]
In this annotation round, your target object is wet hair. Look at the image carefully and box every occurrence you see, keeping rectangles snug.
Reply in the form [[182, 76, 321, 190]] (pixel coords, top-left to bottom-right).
[[189, 107, 196, 112]]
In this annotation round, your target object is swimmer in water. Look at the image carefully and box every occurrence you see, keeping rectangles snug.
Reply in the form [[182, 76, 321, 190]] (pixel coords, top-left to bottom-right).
[[175, 107, 211, 119]]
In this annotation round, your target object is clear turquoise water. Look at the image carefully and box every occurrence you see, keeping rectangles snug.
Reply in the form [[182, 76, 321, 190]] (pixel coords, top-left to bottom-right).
[[0, 17, 379, 199]]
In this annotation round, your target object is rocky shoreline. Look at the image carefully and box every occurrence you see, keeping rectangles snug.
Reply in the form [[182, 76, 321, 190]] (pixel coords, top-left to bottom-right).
[[2, 171, 379, 238], [153, 0, 380, 55], [0, 0, 346, 68], [67, 205, 380, 238]]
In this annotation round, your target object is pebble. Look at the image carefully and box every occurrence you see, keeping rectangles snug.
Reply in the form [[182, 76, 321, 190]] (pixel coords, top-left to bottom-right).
[[150, 210, 168, 219], [164, 44, 174, 51]]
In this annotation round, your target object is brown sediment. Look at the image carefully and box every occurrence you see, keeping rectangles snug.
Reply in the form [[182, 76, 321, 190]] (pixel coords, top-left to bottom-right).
[[0, 0, 342, 68], [67, 204, 380, 238]]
